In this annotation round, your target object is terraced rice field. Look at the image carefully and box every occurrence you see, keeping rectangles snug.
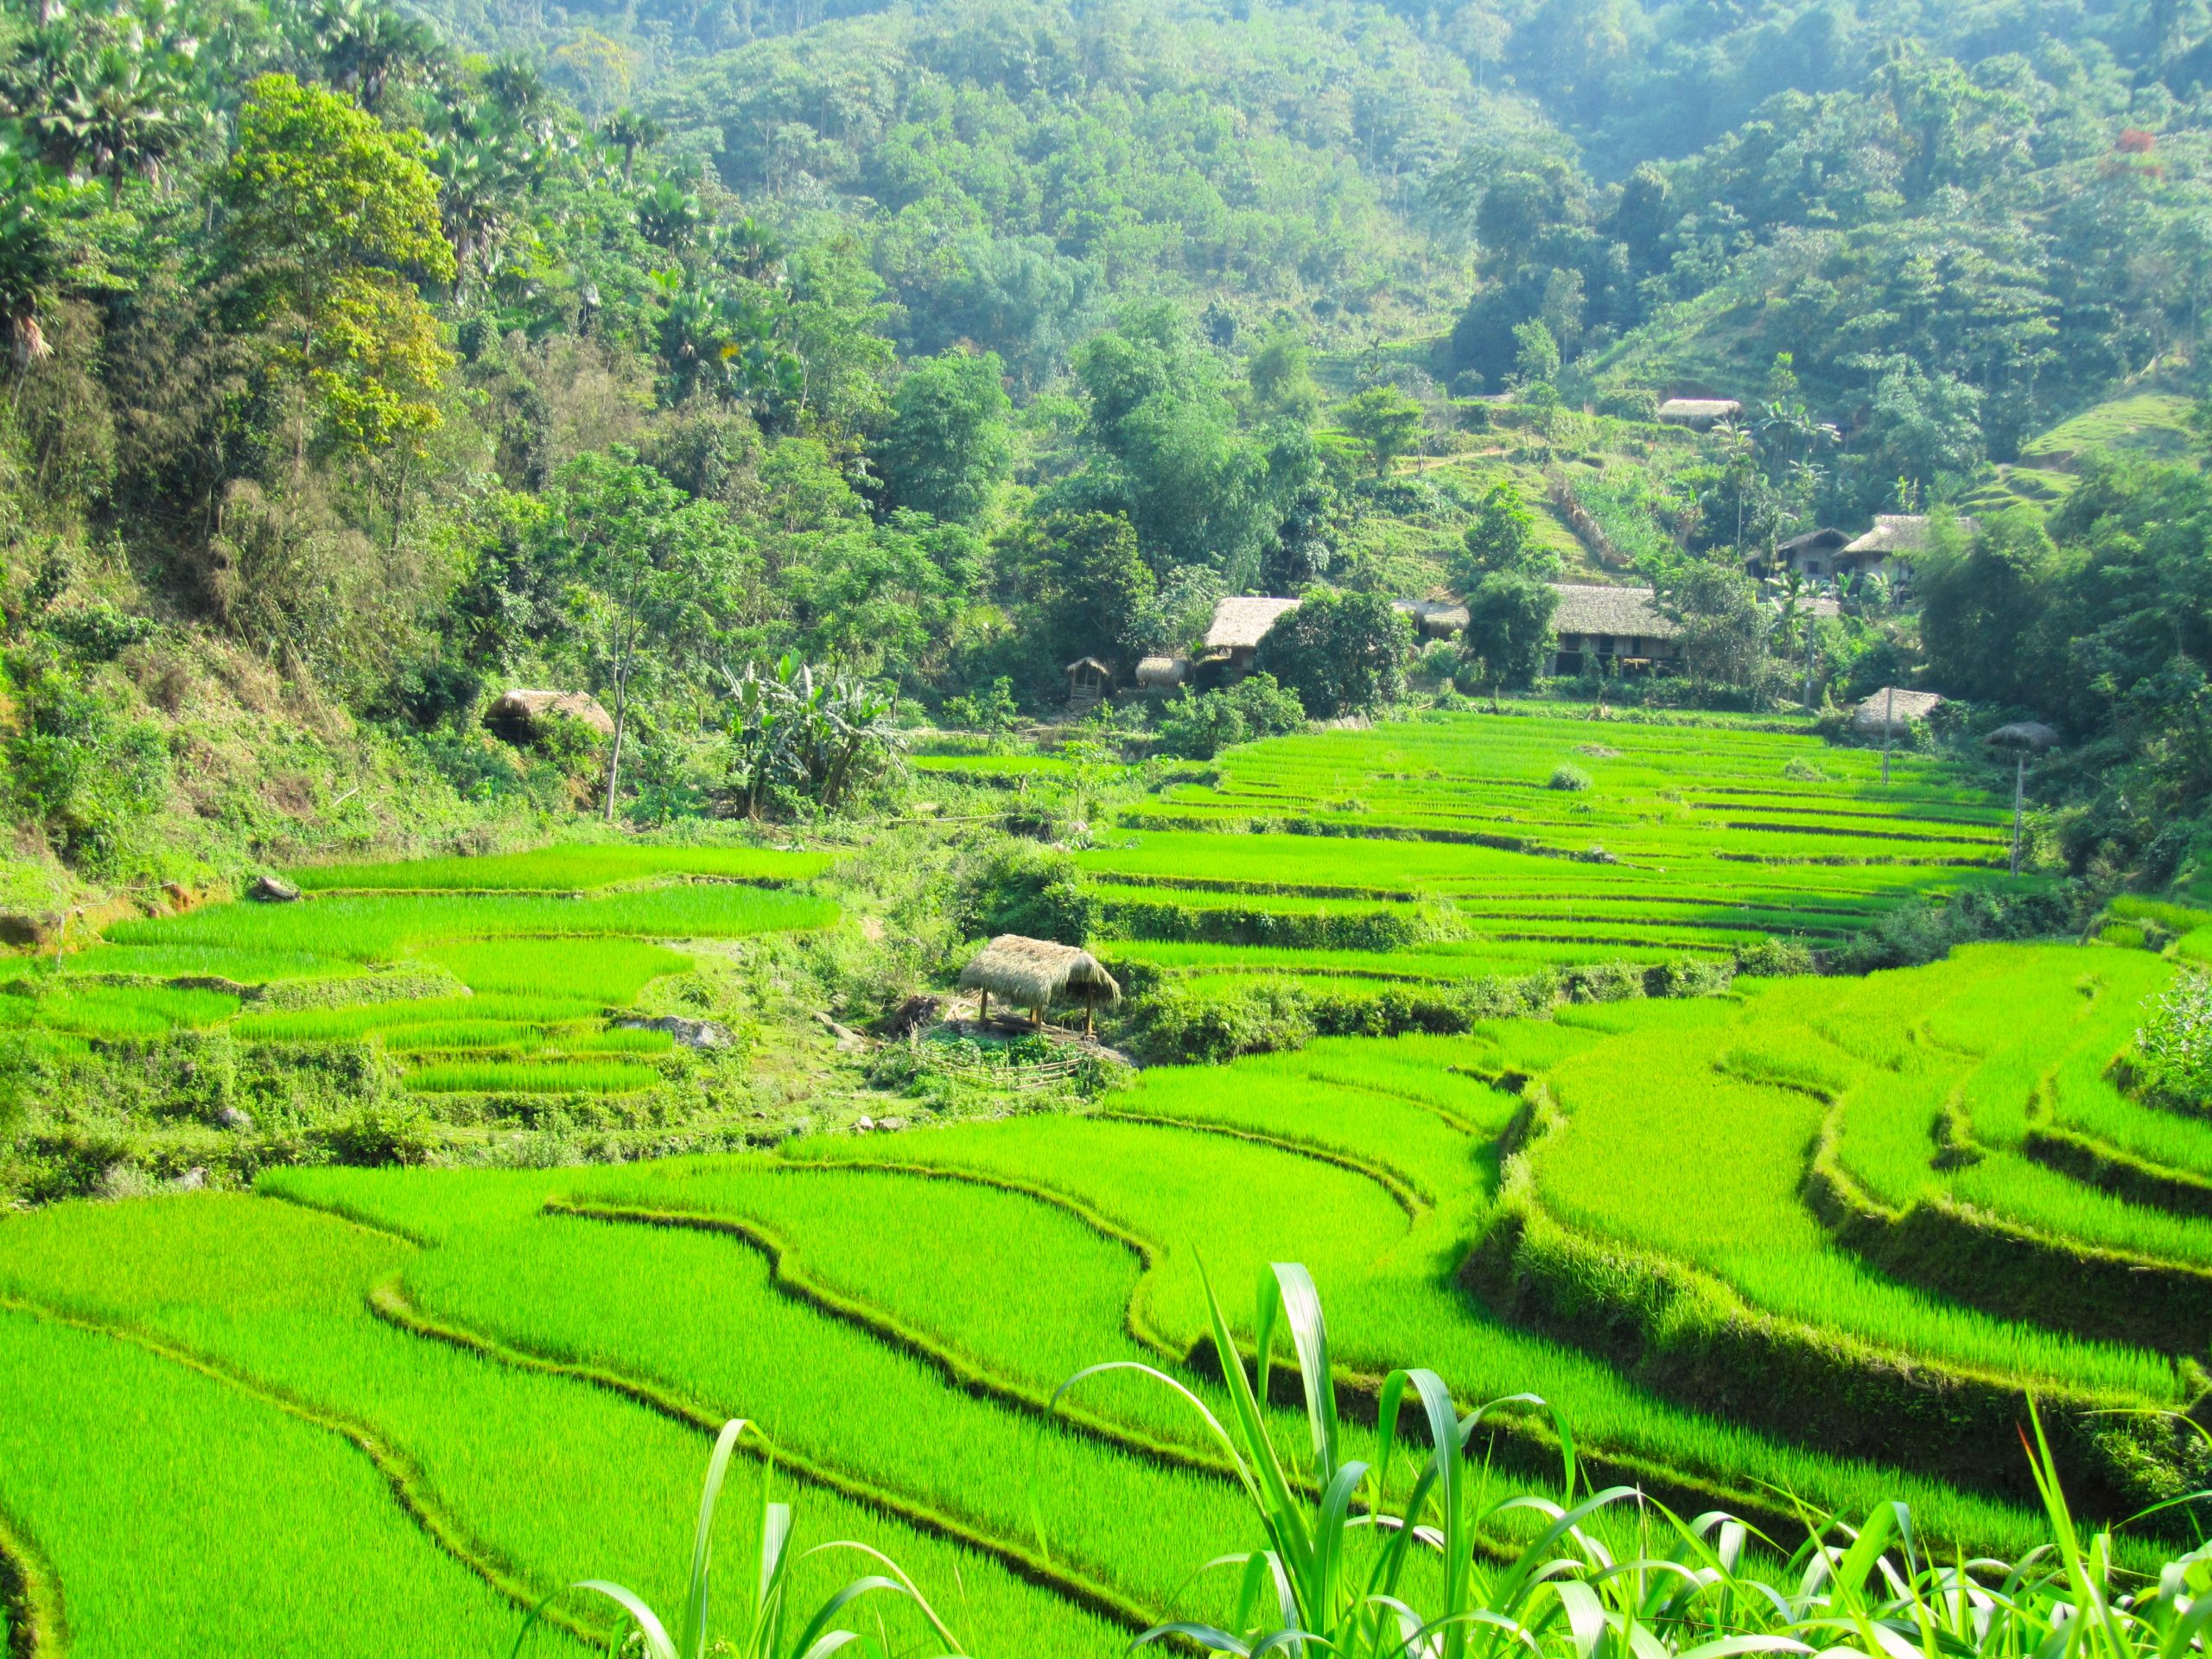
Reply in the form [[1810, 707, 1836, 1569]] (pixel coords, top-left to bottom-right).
[[3, 844, 832, 1096], [11, 722, 2212, 1654], [13, 933, 2212, 1653], [1084, 709, 2018, 1001]]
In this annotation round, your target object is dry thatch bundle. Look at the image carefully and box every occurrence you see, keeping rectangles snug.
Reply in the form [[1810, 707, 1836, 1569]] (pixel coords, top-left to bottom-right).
[[959, 935, 1120, 1027]]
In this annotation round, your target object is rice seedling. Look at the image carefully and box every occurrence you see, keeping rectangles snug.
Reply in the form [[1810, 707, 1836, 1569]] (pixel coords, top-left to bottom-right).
[[0, 1302, 536, 1658], [0, 1192, 1122, 1657], [416, 938, 692, 1003], [32, 982, 239, 1038], [403, 1058, 664, 1094], [58, 942, 350, 983], [778, 1108, 2084, 1561], [273, 1162, 1274, 1621], [234, 994, 606, 1041], [294, 843, 831, 893], [108, 885, 837, 963]]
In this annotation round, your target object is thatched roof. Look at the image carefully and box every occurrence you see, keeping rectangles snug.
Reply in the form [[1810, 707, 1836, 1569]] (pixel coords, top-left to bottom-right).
[[959, 935, 1121, 1007], [1657, 398, 1741, 427], [1395, 599, 1470, 637], [1549, 584, 1679, 640], [1778, 527, 1848, 556], [1852, 688, 1944, 734], [1843, 515, 1978, 557], [1135, 655, 1190, 689], [485, 689, 615, 739], [1065, 656, 1113, 677], [1987, 721, 2062, 753], [1205, 596, 1301, 652]]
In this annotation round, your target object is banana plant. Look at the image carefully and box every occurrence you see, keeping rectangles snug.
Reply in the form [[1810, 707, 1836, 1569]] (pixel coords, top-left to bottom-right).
[[509, 1418, 968, 1659]]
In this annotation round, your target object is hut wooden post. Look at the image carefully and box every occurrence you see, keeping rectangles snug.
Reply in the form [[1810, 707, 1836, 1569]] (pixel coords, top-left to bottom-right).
[[978, 989, 989, 1022]]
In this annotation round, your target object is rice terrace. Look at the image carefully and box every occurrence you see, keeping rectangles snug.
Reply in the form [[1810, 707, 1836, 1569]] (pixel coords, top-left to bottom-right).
[[16, 2, 2212, 1652], [10, 694, 2212, 1659]]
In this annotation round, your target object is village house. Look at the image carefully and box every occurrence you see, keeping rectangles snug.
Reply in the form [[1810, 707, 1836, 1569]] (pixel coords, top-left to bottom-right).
[[1834, 514, 1975, 584], [1763, 526, 1850, 581], [1201, 595, 1302, 680], [1548, 584, 1682, 676]]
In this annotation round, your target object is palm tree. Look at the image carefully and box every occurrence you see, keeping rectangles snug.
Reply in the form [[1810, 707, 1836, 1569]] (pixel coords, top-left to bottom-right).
[[601, 106, 662, 184], [318, 0, 442, 111], [0, 149, 60, 368], [74, 44, 194, 198]]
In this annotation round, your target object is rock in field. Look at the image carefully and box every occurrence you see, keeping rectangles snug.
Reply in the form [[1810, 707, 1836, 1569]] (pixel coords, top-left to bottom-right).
[[614, 1014, 733, 1050], [251, 874, 302, 903]]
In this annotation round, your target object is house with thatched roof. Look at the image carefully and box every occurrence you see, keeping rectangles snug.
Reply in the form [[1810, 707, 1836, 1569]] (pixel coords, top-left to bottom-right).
[[1851, 687, 1945, 736], [958, 935, 1122, 1033], [1837, 515, 1976, 583], [1758, 526, 1850, 580], [1394, 599, 1471, 639], [1203, 596, 1302, 677], [1657, 397, 1741, 429], [485, 689, 616, 745], [1548, 584, 1681, 676]]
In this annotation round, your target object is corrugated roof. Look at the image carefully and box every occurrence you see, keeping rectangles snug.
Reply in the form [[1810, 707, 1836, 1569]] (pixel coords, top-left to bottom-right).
[[1550, 584, 1680, 639], [1205, 596, 1302, 651]]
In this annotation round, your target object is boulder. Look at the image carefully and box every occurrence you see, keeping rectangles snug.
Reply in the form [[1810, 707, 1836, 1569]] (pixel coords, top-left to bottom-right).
[[171, 1166, 207, 1192], [876, 994, 944, 1039], [216, 1105, 255, 1133], [251, 874, 301, 903], [614, 1014, 733, 1050]]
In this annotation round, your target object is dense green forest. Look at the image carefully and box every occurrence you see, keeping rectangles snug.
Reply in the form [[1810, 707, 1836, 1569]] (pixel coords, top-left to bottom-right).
[[7, 0, 2212, 918]]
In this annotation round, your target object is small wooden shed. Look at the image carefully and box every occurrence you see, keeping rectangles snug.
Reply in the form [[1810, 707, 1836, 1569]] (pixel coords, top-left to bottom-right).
[[959, 934, 1122, 1034], [1065, 656, 1114, 707]]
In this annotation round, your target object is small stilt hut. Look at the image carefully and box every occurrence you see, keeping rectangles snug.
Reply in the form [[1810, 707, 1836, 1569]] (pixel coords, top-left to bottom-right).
[[958, 935, 1121, 1035]]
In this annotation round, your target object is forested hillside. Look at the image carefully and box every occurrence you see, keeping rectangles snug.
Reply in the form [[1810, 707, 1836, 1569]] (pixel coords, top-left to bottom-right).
[[7, 0, 2212, 924]]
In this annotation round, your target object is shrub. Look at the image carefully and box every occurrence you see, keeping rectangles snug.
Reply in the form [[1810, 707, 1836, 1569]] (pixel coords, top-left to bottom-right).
[[957, 841, 1096, 944], [1548, 763, 1592, 791], [1124, 977, 1316, 1064], [1736, 936, 1818, 977], [1154, 673, 1306, 760], [940, 676, 1023, 733], [2133, 972, 2212, 1110], [1783, 757, 1827, 781]]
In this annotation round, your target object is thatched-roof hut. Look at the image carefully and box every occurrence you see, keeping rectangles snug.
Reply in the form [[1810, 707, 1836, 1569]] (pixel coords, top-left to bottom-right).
[[959, 934, 1121, 1033], [1394, 599, 1470, 639], [1548, 584, 1681, 674], [485, 689, 616, 743], [1135, 655, 1191, 691], [1852, 688, 1945, 736], [1987, 721, 2061, 753], [1205, 596, 1301, 653], [1656, 397, 1741, 429]]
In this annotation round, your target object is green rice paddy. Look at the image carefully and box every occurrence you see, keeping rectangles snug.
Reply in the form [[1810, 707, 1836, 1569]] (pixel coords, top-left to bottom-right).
[[11, 721, 2212, 1652], [1081, 709, 2018, 1001]]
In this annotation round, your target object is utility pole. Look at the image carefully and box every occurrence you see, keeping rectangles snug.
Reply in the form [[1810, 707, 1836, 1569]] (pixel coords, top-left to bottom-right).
[[1881, 685, 1893, 786], [2010, 751, 2026, 877]]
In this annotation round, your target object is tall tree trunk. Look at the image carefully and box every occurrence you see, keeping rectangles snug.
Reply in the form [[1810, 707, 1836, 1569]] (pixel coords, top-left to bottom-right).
[[603, 664, 628, 822]]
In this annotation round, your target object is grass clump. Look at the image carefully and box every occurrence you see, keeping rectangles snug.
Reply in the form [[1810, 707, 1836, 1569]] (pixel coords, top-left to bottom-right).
[[1547, 763, 1592, 791]]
